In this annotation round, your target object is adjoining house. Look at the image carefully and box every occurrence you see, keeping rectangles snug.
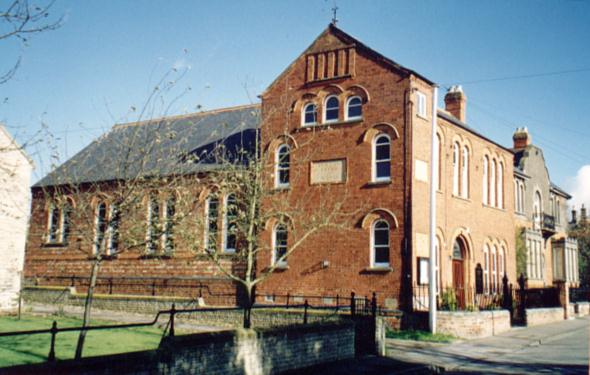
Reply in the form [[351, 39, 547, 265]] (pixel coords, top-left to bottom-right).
[[0, 124, 33, 312], [512, 127, 579, 288], [23, 25, 574, 317]]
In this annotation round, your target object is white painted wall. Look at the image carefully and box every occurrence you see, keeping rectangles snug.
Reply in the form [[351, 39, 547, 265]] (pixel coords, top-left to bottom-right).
[[0, 125, 33, 312]]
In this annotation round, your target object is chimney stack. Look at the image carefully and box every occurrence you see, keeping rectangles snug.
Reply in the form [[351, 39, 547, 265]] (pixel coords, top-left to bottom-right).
[[444, 85, 467, 122], [513, 127, 531, 149], [571, 207, 577, 224], [581, 204, 587, 223]]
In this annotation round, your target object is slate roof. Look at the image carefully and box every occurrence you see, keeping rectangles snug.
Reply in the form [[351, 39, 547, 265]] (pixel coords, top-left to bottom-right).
[[550, 182, 571, 199], [34, 104, 260, 187]]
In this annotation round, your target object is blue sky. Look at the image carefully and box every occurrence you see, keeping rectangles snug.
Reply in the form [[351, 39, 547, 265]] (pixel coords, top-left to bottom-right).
[[1, 0, 589, 208]]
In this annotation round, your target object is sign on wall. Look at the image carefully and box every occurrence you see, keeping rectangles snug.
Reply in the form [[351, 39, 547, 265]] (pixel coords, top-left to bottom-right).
[[310, 159, 346, 184]]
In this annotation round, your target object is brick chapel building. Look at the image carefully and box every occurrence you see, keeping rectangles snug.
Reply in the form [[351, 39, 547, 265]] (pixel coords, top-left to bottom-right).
[[25, 25, 527, 310]]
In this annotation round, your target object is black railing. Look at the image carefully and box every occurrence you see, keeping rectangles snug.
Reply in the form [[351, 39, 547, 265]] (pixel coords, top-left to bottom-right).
[[254, 291, 378, 316], [570, 288, 590, 303], [1, 291, 380, 363], [543, 213, 556, 231], [413, 285, 505, 311]]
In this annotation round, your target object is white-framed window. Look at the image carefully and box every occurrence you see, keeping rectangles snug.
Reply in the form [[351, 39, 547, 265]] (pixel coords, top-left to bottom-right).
[[461, 146, 469, 198], [533, 191, 542, 230], [416, 91, 427, 118], [46, 202, 71, 244], [483, 245, 490, 294], [324, 95, 339, 123], [491, 246, 497, 293], [275, 144, 290, 188], [272, 223, 288, 267], [106, 203, 120, 255], [204, 196, 219, 252], [452, 142, 460, 196], [418, 257, 429, 285], [345, 96, 363, 120], [499, 246, 505, 282], [490, 160, 496, 207], [223, 194, 237, 253], [497, 162, 503, 209], [371, 220, 390, 267], [434, 133, 441, 191], [94, 202, 108, 255], [162, 196, 176, 253], [483, 157, 489, 205], [302, 103, 317, 126], [373, 134, 391, 182], [146, 196, 160, 254]]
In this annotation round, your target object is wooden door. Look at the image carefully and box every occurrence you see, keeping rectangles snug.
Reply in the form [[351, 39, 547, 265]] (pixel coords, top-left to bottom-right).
[[453, 259, 465, 309]]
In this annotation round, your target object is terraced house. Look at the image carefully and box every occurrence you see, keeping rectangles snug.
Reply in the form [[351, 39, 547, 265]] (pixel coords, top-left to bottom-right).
[[25, 24, 572, 314]]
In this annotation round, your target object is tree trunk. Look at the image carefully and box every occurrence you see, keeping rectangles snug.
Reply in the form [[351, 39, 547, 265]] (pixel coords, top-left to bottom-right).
[[243, 284, 254, 329], [75, 258, 100, 359]]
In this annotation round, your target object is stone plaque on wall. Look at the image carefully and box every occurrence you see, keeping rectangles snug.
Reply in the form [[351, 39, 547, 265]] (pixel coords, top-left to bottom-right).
[[310, 159, 346, 184]]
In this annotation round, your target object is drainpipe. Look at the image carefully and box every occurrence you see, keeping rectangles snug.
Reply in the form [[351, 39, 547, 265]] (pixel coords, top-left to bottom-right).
[[429, 86, 439, 334]]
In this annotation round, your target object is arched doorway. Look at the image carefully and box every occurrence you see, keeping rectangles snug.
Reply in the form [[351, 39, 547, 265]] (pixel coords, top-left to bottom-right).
[[452, 237, 467, 308]]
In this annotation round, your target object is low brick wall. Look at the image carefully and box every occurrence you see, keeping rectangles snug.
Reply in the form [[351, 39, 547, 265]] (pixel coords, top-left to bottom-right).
[[525, 307, 564, 326], [1, 322, 355, 375], [22, 287, 343, 328], [574, 302, 589, 316], [436, 310, 511, 339]]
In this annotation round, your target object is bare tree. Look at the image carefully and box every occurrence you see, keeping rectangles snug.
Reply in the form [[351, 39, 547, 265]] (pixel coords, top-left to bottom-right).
[[1, 0, 63, 84]]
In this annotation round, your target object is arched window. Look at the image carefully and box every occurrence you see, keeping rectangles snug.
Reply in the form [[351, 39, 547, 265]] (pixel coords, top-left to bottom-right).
[[273, 223, 288, 267], [94, 202, 108, 255], [533, 191, 542, 230], [434, 134, 441, 190], [205, 196, 219, 252], [491, 246, 498, 293], [499, 246, 505, 281], [324, 96, 339, 123], [490, 160, 496, 207], [483, 156, 489, 205], [483, 245, 490, 294], [452, 142, 460, 196], [371, 220, 390, 267], [497, 162, 503, 209], [519, 183, 525, 213], [146, 195, 159, 254], [46, 201, 72, 244], [163, 196, 176, 253], [302, 103, 317, 126], [47, 204, 60, 243], [346, 96, 362, 120], [435, 236, 441, 293], [107, 203, 120, 255], [275, 144, 290, 188], [373, 134, 391, 182], [224, 194, 237, 253], [461, 146, 469, 198]]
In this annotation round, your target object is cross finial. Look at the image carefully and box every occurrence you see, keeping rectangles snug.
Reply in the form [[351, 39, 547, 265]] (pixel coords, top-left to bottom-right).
[[331, 4, 338, 25]]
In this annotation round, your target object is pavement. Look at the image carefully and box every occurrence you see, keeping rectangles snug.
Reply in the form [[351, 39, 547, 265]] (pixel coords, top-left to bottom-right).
[[386, 316, 590, 374]]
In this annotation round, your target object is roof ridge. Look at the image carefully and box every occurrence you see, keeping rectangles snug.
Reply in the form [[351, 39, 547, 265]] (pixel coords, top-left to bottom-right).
[[113, 103, 260, 129]]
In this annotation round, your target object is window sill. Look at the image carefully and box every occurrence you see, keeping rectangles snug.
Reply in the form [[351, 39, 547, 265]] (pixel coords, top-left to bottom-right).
[[416, 114, 429, 121], [263, 265, 289, 272], [482, 203, 506, 212], [451, 194, 471, 203], [273, 186, 290, 192], [294, 119, 362, 133], [42, 242, 68, 248], [196, 252, 238, 260], [140, 253, 173, 260], [365, 180, 393, 188], [362, 266, 393, 273]]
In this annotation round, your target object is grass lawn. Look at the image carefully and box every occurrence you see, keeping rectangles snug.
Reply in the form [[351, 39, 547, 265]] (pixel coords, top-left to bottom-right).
[[386, 328, 455, 343], [0, 314, 166, 368]]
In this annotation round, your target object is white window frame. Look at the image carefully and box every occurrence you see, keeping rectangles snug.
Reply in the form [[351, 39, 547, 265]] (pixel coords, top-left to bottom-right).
[[483, 157, 489, 205], [275, 144, 290, 189], [491, 246, 497, 294], [302, 103, 317, 126], [272, 223, 288, 267], [370, 220, 390, 268], [497, 162, 503, 209], [146, 197, 160, 254], [490, 159, 496, 207], [416, 91, 427, 118], [47, 204, 60, 243], [483, 245, 490, 294], [372, 134, 391, 182], [204, 196, 219, 252], [461, 146, 469, 198], [452, 142, 460, 196], [106, 203, 120, 256], [323, 95, 339, 124], [345, 96, 363, 121], [161, 196, 175, 253], [94, 202, 108, 255], [223, 194, 237, 254]]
